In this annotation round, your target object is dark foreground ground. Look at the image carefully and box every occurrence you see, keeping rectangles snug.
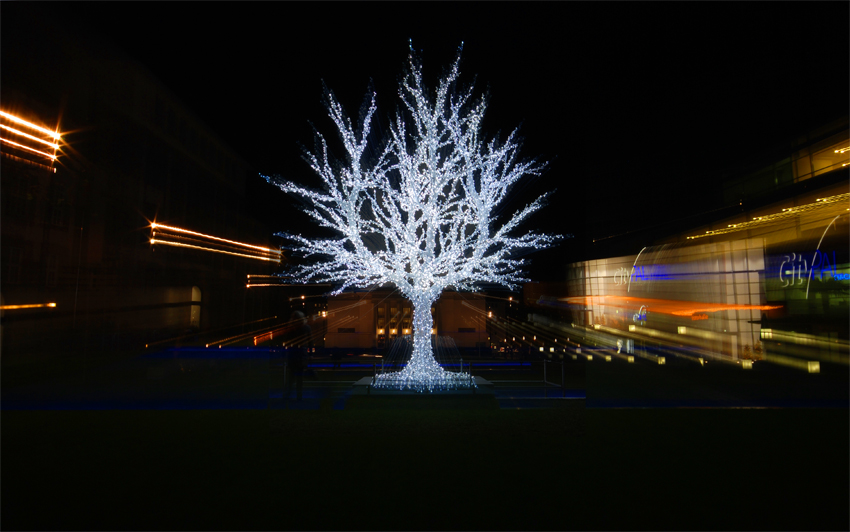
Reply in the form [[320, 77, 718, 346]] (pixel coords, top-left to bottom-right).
[[3, 406, 847, 531], [2, 350, 848, 531]]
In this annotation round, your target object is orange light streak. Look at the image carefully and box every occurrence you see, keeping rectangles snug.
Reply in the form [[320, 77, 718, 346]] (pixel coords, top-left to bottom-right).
[[1, 137, 56, 159], [253, 326, 294, 346], [668, 304, 782, 317], [153, 231, 270, 257], [146, 316, 278, 348], [1, 302, 57, 310], [209, 321, 288, 348], [0, 124, 60, 149], [0, 110, 61, 140], [151, 222, 280, 255], [150, 239, 280, 262], [561, 295, 781, 317]]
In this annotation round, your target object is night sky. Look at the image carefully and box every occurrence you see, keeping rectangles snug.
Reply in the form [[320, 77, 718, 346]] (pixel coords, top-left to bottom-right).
[[4, 2, 848, 280]]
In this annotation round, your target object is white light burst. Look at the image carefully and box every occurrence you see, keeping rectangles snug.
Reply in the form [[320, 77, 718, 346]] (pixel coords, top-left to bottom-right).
[[264, 45, 560, 391]]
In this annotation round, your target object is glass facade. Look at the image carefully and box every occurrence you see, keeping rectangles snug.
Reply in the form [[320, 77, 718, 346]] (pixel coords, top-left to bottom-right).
[[564, 186, 848, 368], [722, 117, 848, 206]]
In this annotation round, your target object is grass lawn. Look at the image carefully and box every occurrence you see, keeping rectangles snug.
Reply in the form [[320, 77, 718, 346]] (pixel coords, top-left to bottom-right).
[[2, 404, 847, 531]]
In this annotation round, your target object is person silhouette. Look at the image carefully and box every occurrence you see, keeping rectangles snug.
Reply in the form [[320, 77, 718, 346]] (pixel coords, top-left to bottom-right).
[[283, 311, 312, 403]]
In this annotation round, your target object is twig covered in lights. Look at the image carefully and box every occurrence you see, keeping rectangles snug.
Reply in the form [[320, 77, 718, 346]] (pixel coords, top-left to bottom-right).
[[264, 44, 560, 391]]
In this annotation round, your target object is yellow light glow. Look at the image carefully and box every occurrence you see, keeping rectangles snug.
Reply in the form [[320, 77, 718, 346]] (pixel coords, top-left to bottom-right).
[[149, 239, 280, 262], [150, 222, 280, 255], [1, 302, 57, 310], [0, 124, 60, 149], [686, 193, 850, 240], [1, 137, 56, 159], [0, 110, 61, 139]]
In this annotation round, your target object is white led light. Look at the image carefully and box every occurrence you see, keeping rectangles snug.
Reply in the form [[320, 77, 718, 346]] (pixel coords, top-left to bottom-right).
[[263, 46, 559, 391]]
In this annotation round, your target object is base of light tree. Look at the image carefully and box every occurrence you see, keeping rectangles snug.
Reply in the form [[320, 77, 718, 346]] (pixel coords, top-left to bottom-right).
[[352, 376, 494, 395]]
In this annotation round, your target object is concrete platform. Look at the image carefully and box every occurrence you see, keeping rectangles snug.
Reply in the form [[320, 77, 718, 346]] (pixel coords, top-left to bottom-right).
[[351, 376, 495, 395]]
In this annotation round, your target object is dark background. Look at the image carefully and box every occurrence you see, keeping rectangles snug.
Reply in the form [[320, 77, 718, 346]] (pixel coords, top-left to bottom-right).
[[2, 6, 848, 531], [4, 2, 848, 280]]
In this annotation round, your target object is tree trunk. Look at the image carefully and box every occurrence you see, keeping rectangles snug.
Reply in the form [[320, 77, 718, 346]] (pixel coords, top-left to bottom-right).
[[401, 295, 444, 380]]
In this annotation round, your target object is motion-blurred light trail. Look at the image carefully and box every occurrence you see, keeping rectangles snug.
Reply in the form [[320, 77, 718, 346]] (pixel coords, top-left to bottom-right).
[[686, 193, 849, 240], [150, 222, 280, 263], [0, 110, 62, 167], [561, 295, 781, 317], [0, 302, 57, 310], [0, 136, 57, 160], [0, 110, 61, 139]]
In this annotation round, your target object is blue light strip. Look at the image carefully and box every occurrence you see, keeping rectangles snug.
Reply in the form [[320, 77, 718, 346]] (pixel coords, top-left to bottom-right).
[[306, 362, 532, 369], [141, 349, 535, 366]]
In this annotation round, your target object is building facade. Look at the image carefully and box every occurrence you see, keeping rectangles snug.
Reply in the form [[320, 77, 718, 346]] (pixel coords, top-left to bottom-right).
[[324, 290, 487, 351], [537, 119, 849, 369], [1, 15, 280, 358]]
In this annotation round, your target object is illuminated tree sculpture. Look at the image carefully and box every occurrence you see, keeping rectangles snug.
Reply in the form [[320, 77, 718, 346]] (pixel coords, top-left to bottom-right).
[[264, 47, 559, 391]]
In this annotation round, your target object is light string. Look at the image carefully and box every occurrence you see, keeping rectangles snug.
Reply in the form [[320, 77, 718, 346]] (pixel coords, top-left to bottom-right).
[[264, 46, 558, 391]]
